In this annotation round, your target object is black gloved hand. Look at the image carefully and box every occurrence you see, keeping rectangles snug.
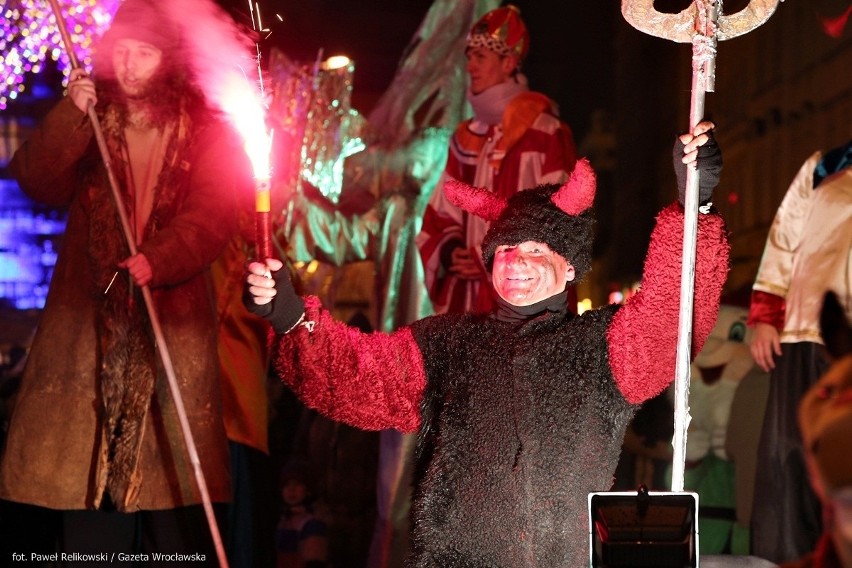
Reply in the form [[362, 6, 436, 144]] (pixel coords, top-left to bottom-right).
[[243, 265, 306, 334], [673, 129, 722, 207]]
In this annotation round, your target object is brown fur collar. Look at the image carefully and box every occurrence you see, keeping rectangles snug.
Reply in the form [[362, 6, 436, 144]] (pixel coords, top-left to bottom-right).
[[86, 98, 196, 510]]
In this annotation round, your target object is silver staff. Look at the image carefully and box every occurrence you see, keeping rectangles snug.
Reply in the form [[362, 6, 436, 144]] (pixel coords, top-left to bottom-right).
[[621, 0, 781, 492]]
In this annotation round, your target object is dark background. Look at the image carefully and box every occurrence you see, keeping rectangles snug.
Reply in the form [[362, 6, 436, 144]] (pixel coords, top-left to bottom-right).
[[217, 0, 751, 142]]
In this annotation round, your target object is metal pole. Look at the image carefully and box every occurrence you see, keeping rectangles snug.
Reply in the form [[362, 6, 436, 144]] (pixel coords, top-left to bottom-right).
[[670, 0, 718, 493], [46, 2, 229, 565], [622, 0, 780, 492]]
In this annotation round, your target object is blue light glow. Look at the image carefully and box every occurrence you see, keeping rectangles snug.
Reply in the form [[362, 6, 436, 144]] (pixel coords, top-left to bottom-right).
[[0, 179, 66, 310]]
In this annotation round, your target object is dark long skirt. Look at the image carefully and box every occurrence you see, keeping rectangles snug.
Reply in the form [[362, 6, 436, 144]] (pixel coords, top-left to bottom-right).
[[750, 341, 830, 563]]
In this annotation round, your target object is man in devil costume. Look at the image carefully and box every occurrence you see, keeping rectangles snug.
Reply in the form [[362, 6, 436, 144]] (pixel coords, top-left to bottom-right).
[[246, 122, 728, 567]]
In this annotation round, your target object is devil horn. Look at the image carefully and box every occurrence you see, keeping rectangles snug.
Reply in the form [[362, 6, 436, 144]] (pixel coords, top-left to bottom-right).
[[551, 158, 596, 215], [444, 179, 508, 222]]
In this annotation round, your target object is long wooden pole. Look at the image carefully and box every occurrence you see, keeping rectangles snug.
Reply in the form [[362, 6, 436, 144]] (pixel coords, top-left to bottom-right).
[[46, 2, 229, 565]]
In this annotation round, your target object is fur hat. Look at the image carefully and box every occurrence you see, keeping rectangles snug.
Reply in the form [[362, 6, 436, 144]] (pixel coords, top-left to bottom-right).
[[100, 0, 181, 54], [445, 159, 596, 280], [466, 5, 529, 61]]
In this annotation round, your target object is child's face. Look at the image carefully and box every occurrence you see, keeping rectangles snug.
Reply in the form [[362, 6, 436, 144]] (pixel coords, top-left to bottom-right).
[[282, 478, 309, 507]]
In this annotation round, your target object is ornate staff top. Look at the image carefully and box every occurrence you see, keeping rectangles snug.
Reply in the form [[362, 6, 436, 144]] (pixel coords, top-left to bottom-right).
[[622, 0, 782, 44], [620, 0, 782, 494]]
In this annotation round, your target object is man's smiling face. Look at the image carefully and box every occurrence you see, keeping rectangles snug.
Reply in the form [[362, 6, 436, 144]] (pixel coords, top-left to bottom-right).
[[491, 241, 575, 306]]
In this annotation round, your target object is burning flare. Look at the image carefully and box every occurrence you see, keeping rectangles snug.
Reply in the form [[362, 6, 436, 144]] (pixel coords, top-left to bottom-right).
[[158, 0, 272, 178]]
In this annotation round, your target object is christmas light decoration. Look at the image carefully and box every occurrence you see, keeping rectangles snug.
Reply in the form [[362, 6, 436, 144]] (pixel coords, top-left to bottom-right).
[[0, 0, 119, 110]]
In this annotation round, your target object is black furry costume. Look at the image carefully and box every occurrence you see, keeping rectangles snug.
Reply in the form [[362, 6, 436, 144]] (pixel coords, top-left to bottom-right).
[[268, 205, 729, 567], [262, 127, 731, 566], [408, 305, 628, 566]]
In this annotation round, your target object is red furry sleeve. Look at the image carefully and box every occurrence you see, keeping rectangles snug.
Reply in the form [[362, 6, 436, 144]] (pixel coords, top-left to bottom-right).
[[607, 204, 729, 404], [270, 296, 426, 433]]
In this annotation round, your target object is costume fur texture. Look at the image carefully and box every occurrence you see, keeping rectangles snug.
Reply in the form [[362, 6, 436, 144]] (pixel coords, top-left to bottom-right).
[[272, 202, 730, 566]]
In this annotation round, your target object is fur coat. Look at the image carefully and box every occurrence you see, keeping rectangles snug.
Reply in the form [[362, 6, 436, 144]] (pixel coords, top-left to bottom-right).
[[273, 204, 729, 566], [0, 97, 243, 511]]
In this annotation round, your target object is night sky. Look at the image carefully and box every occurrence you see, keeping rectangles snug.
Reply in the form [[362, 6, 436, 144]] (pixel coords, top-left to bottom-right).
[[215, 0, 759, 144], [218, 0, 621, 142]]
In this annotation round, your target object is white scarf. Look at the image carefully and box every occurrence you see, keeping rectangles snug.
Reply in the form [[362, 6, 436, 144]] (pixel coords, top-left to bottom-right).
[[467, 76, 529, 126]]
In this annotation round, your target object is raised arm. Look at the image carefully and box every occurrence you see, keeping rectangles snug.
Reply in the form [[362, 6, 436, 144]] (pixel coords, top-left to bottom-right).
[[608, 204, 729, 403], [607, 121, 730, 404], [245, 261, 426, 432]]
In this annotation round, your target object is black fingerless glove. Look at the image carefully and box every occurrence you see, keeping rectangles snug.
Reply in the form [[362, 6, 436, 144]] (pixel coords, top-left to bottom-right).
[[243, 267, 306, 334], [673, 129, 722, 207]]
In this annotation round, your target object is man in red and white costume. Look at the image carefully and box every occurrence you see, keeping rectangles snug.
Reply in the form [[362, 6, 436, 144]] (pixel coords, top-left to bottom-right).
[[417, 5, 577, 315]]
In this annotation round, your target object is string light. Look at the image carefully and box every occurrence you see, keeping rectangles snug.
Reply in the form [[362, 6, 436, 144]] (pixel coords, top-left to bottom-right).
[[1, 0, 119, 110]]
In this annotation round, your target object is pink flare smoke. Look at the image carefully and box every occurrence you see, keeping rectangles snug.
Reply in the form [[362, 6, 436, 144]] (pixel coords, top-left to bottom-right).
[[160, 0, 270, 177]]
